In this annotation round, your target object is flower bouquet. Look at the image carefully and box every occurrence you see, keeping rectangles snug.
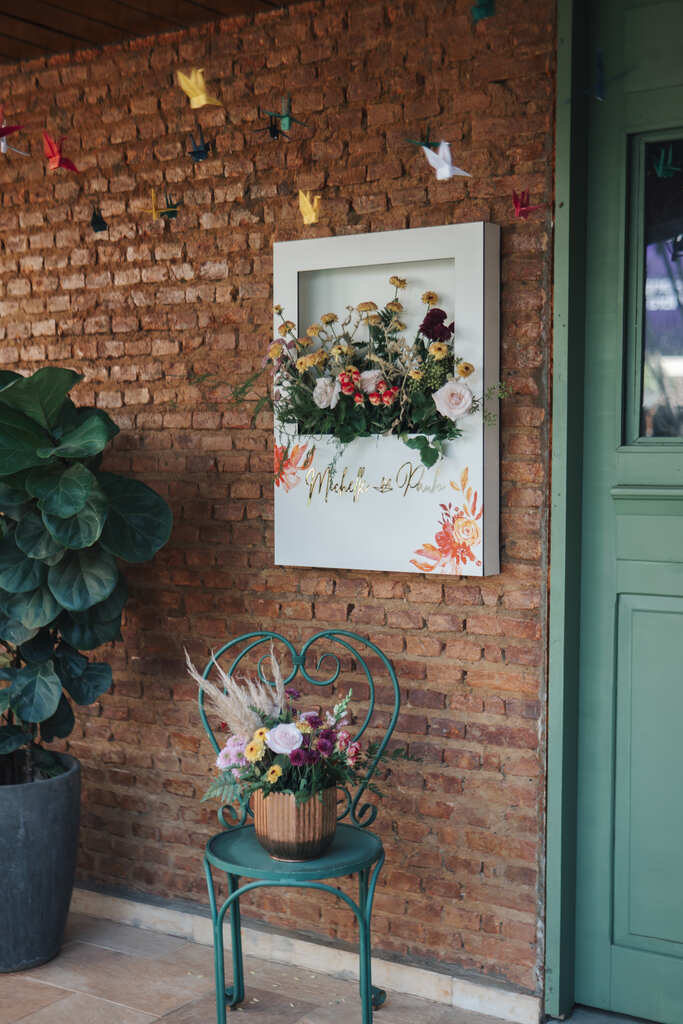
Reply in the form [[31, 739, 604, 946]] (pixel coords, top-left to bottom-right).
[[187, 652, 402, 859], [268, 278, 503, 468]]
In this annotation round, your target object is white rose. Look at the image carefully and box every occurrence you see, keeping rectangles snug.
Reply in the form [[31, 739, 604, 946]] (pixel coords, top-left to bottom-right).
[[265, 723, 304, 755], [359, 369, 383, 394], [312, 376, 341, 410], [432, 380, 474, 420]]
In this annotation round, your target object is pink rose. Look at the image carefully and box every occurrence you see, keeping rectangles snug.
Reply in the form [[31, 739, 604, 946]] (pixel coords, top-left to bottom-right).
[[266, 723, 304, 755], [432, 380, 473, 421], [359, 370, 384, 394], [346, 741, 361, 766], [336, 730, 351, 751]]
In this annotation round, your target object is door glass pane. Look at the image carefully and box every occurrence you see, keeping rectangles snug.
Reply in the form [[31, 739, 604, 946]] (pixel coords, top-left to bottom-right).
[[640, 138, 683, 437]]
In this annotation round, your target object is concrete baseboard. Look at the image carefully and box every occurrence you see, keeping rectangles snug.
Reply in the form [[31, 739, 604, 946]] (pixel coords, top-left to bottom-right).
[[71, 886, 541, 1024]]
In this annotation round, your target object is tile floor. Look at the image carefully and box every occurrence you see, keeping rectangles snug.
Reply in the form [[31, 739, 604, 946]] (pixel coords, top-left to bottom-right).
[[1, 913, 509, 1024]]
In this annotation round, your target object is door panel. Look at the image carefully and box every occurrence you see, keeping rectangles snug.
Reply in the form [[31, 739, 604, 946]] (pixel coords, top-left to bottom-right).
[[575, 0, 683, 1019]]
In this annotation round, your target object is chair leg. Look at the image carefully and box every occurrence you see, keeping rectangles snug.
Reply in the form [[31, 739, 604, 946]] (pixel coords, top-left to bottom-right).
[[226, 873, 245, 1006], [204, 859, 228, 1024]]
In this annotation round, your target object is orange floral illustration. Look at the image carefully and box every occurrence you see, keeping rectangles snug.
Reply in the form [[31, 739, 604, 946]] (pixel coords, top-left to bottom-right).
[[410, 467, 483, 574], [274, 442, 315, 491]]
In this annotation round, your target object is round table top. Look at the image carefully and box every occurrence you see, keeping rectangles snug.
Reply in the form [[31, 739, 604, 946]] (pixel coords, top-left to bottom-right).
[[206, 823, 383, 881]]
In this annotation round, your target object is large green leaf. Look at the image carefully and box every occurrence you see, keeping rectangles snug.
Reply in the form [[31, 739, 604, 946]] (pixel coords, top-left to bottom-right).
[[0, 687, 9, 711], [0, 370, 21, 389], [0, 405, 51, 477], [47, 547, 118, 611], [0, 724, 31, 754], [0, 477, 29, 514], [6, 586, 62, 630], [98, 472, 172, 563], [62, 662, 112, 706], [37, 410, 119, 461], [40, 694, 75, 742], [9, 661, 62, 722], [42, 484, 108, 550], [27, 463, 95, 518], [58, 610, 122, 650], [15, 511, 66, 563], [89, 576, 128, 622], [20, 630, 55, 664], [0, 368, 82, 430], [53, 642, 87, 678], [0, 614, 39, 645], [0, 534, 47, 593]]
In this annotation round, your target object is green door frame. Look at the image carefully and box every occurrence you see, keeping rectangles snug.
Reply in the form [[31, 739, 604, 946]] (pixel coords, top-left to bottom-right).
[[546, 0, 589, 1016]]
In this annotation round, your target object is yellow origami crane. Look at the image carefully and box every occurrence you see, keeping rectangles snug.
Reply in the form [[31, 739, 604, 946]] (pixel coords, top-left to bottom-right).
[[299, 190, 321, 225], [143, 189, 177, 222], [176, 68, 223, 110]]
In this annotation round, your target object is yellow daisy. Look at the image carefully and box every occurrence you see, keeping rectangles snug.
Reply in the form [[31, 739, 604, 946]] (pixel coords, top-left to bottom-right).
[[389, 276, 407, 289], [253, 728, 268, 742], [297, 720, 312, 734], [307, 323, 322, 337], [321, 313, 337, 324], [421, 291, 438, 307], [245, 740, 265, 763], [268, 343, 283, 360], [273, 304, 283, 314], [457, 361, 475, 378], [278, 320, 295, 336], [267, 764, 283, 783], [367, 314, 382, 326], [385, 300, 403, 313], [357, 301, 378, 313], [409, 369, 423, 381], [428, 342, 449, 360]]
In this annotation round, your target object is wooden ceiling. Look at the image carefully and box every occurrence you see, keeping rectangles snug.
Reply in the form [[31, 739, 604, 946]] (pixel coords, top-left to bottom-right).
[[0, 0, 286, 63]]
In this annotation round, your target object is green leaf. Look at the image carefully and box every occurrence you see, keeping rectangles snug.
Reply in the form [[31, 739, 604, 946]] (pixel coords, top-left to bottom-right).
[[37, 410, 119, 461], [58, 610, 122, 650], [89, 576, 128, 623], [0, 724, 31, 754], [47, 547, 118, 611], [15, 511, 66, 563], [97, 472, 172, 563], [9, 661, 62, 722], [6, 586, 62, 629], [0, 533, 47, 593], [0, 368, 82, 430], [62, 662, 112, 705], [42, 483, 108, 550], [0, 477, 29, 513], [40, 694, 75, 742], [0, 370, 21, 389], [27, 462, 95, 518], [20, 630, 55, 664], [0, 615, 39, 645], [0, 404, 52, 477]]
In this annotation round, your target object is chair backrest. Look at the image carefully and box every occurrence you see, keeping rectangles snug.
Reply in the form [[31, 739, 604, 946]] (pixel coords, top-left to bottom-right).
[[199, 629, 400, 830]]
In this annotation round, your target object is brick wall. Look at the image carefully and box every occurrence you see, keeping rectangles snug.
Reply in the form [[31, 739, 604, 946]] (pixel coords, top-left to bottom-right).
[[0, 0, 554, 995]]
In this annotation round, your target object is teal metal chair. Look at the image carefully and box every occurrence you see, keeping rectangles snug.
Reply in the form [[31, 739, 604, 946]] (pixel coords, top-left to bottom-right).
[[199, 629, 401, 1024]]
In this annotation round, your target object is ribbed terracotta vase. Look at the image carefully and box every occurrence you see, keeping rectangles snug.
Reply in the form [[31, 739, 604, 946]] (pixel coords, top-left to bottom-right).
[[252, 787, 337, 860]]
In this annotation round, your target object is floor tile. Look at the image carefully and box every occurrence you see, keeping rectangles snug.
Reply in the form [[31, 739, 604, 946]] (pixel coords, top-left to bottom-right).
[[26, 942, 212, 1016], [64, 914, 187, 959], [568, 1010, 652, 1024], [13, 992, 157, 1024], [157, 987, 317, 1022], [0, 977, 70, 1024]]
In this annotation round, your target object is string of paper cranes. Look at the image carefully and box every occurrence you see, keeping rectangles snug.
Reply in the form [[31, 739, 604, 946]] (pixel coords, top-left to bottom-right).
[[0, 67, 546, 232]]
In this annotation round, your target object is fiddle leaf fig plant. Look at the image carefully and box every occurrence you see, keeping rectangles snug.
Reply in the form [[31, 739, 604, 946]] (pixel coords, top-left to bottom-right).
[[0, 368, 172, 778]]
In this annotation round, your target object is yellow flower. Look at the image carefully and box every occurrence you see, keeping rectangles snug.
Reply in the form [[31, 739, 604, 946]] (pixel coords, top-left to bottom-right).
[[253, 728, 268, 742], [245, 740, 265, 763], [357, 301, 378, 312], [330, 344, 345, 358], [409, 369, 423, 381], [313, 350, 328, 365], [389, 320, 406, 331], [321, 313, 337, 324], [273, 304, 283, 314], [278, 320, 295, 336], [457, 361, 475, 378], [296, 353, 319, 373], [297, 720, 312, 734], [389, 276, 407, 289], [268, 343, 283, 360], [267, 764, 283, 783], [421, 291, 438, 307], [367, 314, 382, 326], [307, 323, 322, 337], [428, 342, 449, 360], [386, 300, 403, 313]]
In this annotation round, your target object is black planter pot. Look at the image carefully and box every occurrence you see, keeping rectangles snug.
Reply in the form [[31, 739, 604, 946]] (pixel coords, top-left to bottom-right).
[[0, 754, 81, 972]]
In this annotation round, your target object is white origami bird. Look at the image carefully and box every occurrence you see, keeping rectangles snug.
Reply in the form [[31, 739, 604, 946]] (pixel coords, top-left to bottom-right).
[[176, 68, 223, 110], [422, 141, 470, 180], [299, 190, 321, 225]]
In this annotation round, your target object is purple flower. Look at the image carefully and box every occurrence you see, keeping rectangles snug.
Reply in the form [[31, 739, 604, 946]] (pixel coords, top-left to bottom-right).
[[305, 748, 321, 765], [289, 748, 306, 767], [319, 728, 337, 744], [420, 308, 454, 342], [300, 711, 323, 729], [285, 687, 301, 701], [317, 737, 334, 757]]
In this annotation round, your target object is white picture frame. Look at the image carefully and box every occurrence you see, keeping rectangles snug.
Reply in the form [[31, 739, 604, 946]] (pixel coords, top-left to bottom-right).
[[272, 222, 501, 576]]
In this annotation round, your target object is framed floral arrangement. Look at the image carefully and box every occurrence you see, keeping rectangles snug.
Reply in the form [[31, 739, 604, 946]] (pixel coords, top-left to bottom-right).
[[272, 222, 501, 576]]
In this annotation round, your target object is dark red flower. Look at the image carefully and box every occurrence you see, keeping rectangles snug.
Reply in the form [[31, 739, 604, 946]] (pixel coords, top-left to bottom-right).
[[420, 308, 454, 342], [289, 748, 306, 766], [317, 737, 334, 757]]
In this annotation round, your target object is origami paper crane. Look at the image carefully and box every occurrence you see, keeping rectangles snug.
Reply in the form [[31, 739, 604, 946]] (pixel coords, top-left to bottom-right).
[[188, 124, 215, 163], [43, 132, 79, 173], [264, 95, 306, 133], [255, 114, 288, 140], [406, 125, 439, 150], [422, 141, 470, 180], [144, 189, 182, 222], [176, 68, 223, 110], [652, 144, 681, 179], [299, 190, 321, 225], [471, 0, 495, 21], [513, 190, 543, 219], [91, 208, 108, 233]]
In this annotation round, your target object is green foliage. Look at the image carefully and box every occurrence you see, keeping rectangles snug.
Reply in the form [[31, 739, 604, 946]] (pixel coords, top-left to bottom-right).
[[0, 367, 173, 765]]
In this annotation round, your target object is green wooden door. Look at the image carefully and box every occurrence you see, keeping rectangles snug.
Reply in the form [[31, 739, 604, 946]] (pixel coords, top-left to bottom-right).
[[575, 0, 683, 1020]]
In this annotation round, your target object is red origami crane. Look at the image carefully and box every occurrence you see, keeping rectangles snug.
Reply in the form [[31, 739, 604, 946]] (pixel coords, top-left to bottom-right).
[[0, 106, 22, 139], [42, 131, 80, 173], [512, 189, 542, 220]]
